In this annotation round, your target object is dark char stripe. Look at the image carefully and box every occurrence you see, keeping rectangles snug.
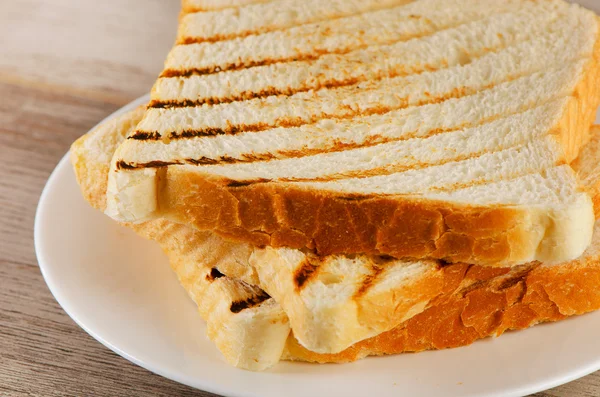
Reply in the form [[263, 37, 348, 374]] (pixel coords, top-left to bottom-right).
[[206, 267, 226, 281], [171, 18, 433, 76], [230, 290, 271, 313], [129, 131, 162, 140], [128, 121, 275, 140], [128, 105, 395, 141], [119, 124, 460, 170], [129, 86, 469, 141], [115, 160, 179, 170], [226, 178, 272, 187], [161, 53, 323, 78], [293, 258, 320, 291], [148, 77, 364, 109], [353, 262, 386, 298]]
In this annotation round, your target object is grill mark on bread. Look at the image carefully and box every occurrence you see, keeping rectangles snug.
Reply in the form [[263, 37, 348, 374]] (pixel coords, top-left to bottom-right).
[[353, 262, 387, 298], [116, 158, 269, 170], [115, 110, 542, 178], [132, 85, 473, 140], [115, 160, 181, 170], [162, 53, 325, 77], [148, 77, 368, 108], [226, 178, 272, 187], [115, 160, 137, 170], [206, 267, 225, 281], [114, 117, 506, 173], [129, 121, 277, 140], [188, 132, 446, 166], [150, 58, 454, 108], [128, 131, 162, 140], [229, 290, 271, 313], [178, 30, 289, 45], [147, 36, 520, 111], [128, 32, 565, 141], [167, 27, 433, 76], [293, 258, 320, 291], [129, 105, 392, 140]]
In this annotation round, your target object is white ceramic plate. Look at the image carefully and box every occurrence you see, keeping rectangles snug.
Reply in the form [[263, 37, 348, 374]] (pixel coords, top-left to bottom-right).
[[35, 95, 600, 397]]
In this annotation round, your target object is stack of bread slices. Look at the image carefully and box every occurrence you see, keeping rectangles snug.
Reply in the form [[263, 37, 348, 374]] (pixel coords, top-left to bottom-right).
[[71, 0, 600, 370]]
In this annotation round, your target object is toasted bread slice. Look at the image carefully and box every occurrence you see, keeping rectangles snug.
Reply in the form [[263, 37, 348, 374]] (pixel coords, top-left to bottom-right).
[[107, 0, 600, 267], [73, 107, 600, 369]]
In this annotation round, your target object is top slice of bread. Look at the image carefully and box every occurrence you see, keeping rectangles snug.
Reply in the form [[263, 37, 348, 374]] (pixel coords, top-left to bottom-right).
[[107, 0, 600, 267]]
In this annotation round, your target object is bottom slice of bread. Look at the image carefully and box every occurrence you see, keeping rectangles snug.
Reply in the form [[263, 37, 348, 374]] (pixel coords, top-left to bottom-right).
[[71, 107, 600, 370]]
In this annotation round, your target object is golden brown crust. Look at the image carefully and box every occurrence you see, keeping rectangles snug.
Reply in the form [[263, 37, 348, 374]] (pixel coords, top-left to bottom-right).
[[284, 259, 600, 363], [162, 170, 540, 266]]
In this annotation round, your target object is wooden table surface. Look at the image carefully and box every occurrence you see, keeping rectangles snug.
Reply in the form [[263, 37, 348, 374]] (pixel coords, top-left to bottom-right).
[[2, 1, 600, 396]]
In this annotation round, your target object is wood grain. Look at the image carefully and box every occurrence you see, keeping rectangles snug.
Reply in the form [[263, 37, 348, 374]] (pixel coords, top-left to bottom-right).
[[0, 0, 599, 396]]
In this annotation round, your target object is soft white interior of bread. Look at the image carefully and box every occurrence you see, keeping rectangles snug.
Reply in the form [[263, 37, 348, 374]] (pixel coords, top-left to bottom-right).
[[425, 166, 582, 206], [169, 0, 525, 73], [179, 0, 412, 42], [193, 272, 290, 371], [105, 168, 159, 221], [294, 139, 562, 193]]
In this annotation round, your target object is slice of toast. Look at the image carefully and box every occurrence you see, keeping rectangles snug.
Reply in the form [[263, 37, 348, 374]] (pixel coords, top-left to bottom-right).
[[106, 0, 600, 267], [72, 107, 600, 370]]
